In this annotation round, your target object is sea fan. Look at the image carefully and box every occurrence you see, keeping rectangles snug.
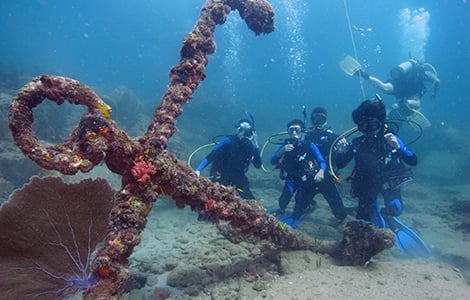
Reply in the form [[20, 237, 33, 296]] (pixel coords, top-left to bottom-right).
[[0, 176, 114, 299]]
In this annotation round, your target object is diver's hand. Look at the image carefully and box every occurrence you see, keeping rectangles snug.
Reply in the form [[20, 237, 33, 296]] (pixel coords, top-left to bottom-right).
[[385, 133, 400, 150], [314, 168, 325, 183], [354, 69, 369, 80], [335, 138, 349, 153], [281, 144, 294, 155], [195, 170, 201, 177]]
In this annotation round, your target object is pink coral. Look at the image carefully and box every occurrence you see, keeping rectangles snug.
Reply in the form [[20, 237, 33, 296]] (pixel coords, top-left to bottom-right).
[[131, 161, 156, 185]]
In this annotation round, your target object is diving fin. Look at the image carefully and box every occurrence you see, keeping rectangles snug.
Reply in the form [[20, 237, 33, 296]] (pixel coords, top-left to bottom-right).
[[387, 216, 431, 257], [279, 212, 306, 229], [388, 103, 431, 131], [339, 55, 362, 76], [406, 108, 431, 130], [375, 200, 431, 258]]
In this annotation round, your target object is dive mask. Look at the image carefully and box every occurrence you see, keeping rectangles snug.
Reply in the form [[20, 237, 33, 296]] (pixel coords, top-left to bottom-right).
[[288, 125, 302, 139], [237, 121, 253, 138], [311, 113, 327, 129], [357, 117, 382, 135]]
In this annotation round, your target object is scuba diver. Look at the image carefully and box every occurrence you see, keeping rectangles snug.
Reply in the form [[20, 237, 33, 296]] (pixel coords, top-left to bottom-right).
[[302, 107, 348, 222], [355, 58, 440, 128], [335, 98, 417, 226], [270, 119, 326, 228], [194, 118, 261, 200]]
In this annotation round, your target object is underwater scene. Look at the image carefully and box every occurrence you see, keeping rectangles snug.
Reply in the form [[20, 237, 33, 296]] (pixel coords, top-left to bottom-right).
[[0, 0, 469, 299]]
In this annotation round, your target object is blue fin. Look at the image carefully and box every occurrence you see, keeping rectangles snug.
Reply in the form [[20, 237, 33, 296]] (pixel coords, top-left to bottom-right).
[[372, 200, 386, 228], [278, 213, 292, 223], [388, 216, 431, 258], [279, 213, 306, 228], [375, 199, 431, 258]]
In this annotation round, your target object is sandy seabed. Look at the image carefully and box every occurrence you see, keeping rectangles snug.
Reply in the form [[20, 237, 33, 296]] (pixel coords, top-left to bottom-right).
[[123, 175, 470, 300], [2, 87, 469, 299]]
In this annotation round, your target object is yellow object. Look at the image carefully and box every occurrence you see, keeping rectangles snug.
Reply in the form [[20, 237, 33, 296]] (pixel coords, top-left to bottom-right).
[[95, 101, 112, 120], [187, 143, 215, 168], [260, 131, 288, 173], [328, 127, 358, 182]]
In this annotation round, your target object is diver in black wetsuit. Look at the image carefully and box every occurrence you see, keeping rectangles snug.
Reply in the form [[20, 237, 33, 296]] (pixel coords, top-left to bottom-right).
[[357, 59, 439, 112], [195, 118, 261, 200], [335, 99, 417, 226], [356, 59, 439, 128], [270, 119, 326, 227], [303, 107, 347, 221]]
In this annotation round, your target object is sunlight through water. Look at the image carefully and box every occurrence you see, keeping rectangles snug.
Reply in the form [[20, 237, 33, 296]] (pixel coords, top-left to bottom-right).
[[221, 13, 243, 104], [399, 8, 430, 61], [279, 0, 308, 92]]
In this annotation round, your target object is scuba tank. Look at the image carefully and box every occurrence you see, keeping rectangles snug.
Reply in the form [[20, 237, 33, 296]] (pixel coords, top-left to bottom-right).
[[390, 59, 418, 80]]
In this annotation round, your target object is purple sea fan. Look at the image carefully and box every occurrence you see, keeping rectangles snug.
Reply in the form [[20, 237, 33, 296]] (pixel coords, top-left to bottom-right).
[[0, 176, 115, 300]]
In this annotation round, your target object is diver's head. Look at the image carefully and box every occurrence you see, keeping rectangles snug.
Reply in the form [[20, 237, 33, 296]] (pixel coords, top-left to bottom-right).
[[236, 118, 254, 139], [287, 119, 305, 140], [310, 106, 327, 130], [352, 98, 386, 137]]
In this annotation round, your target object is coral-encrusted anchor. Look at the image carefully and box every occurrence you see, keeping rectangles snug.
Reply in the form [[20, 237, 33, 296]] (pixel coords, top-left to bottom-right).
[[8, 0, 395, 299], [131, 161, 157, 187]]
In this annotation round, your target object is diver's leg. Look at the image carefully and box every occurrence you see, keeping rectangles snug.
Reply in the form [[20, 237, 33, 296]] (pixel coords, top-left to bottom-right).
[[320, 177, 347, 221]]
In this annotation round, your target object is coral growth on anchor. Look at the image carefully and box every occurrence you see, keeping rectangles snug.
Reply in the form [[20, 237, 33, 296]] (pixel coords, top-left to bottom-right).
[[3, 0, 395, 299], [335, 220, 396, 266]]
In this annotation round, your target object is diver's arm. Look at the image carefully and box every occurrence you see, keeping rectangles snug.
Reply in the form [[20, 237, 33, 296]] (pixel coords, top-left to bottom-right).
[[309, 142, 326, 170], [252, 147, 262, 169], [309, 142, 326, 182], [425, 70, 440, 97], [355, 70, 394, 93], [385, 133, 418, 166], [271, 144, 294, 166], [270, 145, 286, 166], [196, 137, 231, 172], [367, 75, 394, 93], [195, 158, 209, 174]]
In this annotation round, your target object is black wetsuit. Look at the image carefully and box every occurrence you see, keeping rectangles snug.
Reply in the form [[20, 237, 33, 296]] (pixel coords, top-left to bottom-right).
[[304, 127, 347, 221], [335, 132, 417, 222], [196, 136, 261, 199], [271, 136, 326, 219], [386, 63, 438, 114]]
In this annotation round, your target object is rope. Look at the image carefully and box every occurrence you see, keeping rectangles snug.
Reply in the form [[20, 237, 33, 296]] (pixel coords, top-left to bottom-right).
[[343, 0, 366, 99]]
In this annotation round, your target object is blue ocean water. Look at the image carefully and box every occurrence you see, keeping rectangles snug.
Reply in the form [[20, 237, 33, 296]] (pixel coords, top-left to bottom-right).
[[1, 0, 470, 296], [1, 0, 469, 143]]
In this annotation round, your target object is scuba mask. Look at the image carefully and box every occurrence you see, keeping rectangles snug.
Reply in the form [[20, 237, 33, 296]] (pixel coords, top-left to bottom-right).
[[357, 117, 382, 135], [311, 113, 327, 130], [237, 121, 254, 139], [288, 125, 303, 139]]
